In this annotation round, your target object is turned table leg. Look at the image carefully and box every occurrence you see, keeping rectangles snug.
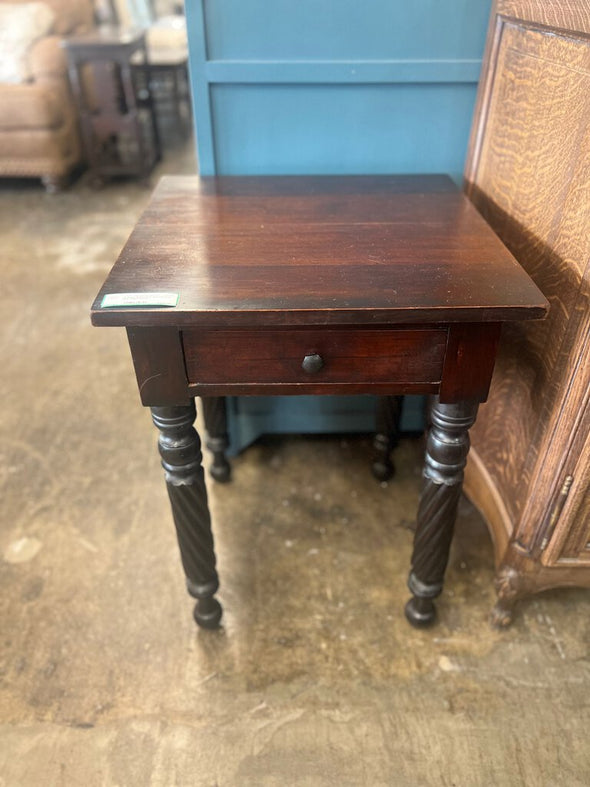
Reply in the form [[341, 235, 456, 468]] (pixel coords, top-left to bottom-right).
[[202, 396, 231, 483], [405, 397, 479, 627], [372, 395, 403, 481], [151, 403, 222, 629]]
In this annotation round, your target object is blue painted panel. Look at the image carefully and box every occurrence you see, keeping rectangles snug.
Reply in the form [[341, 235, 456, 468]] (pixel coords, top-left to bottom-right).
[[211, 83, 476, 181], [186, 0, 492, 176], [206, 60, 482, 85], [186, 2, 215, 175], [184, 0, 492, 452], [202, 0, 489, 60], [226, 395, 426, 457]]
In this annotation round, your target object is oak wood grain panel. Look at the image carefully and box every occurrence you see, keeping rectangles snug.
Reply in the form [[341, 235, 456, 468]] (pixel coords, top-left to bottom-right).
[[183, 327, 447, 386], [498, 0, 590, 33], [543, 360, 590, 563], [552, 461, 590, 567], [463, 446, 512, 566], [466, 15, 590, 532], [463, 0, 590, 611]]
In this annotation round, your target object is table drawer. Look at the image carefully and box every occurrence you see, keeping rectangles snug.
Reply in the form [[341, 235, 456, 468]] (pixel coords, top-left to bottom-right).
[[182, 327, 447, 390]]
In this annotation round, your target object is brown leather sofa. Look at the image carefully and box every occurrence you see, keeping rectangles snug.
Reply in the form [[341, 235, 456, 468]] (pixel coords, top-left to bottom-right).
[[0, 0, 95, 191]]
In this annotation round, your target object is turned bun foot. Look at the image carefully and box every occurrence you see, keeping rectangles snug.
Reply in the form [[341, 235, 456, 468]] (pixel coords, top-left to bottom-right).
[[406, 572, 441, 628], [187, 578, 222, 629], [404, 596, 437, 627], [372, 396, 402, 483], [371, 456, 394, 482], [209, 456, 231, 484], [193, 597, 223, 629]]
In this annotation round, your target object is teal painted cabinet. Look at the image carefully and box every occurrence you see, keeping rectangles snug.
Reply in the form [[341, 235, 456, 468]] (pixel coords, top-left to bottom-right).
[[186, 0, 492, 452]]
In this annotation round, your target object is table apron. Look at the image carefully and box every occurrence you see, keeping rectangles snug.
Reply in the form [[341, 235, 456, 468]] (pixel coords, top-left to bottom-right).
[[183, 326, 447, 390], [126, 322, 501, 407]]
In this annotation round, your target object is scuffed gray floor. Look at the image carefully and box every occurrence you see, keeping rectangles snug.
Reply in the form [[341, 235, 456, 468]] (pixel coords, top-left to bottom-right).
[[1, 143, 589, 786]]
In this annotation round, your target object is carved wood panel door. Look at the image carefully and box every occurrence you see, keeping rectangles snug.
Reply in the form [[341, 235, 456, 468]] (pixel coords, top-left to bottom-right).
[[543, 395, 590, 568], [462, 0, 590, 623]]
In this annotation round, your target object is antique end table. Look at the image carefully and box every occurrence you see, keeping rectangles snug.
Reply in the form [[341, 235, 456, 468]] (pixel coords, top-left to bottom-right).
[[91, 175, 547, 629]]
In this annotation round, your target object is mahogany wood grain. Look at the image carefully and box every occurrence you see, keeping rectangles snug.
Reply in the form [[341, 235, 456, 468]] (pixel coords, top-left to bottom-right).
[[182, 326, 447, 390], [91, 175, 546, 329], [439, 323, 501, 403], [126, 327, 190, 406], [463, 0, 590, 625], [187, 381, 441, 399]]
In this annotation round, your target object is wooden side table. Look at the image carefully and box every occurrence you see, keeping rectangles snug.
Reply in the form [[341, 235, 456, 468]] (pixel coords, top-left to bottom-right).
[[64, 27, 161, 185], [91, 175, 548, 630]]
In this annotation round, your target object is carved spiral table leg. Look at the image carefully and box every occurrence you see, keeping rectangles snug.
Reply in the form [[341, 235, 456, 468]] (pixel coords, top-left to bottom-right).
[[405, 397, 479, 627], [202, 396, 231, 483], [151, 403, 222, 629], [372, 395, 403, 482]]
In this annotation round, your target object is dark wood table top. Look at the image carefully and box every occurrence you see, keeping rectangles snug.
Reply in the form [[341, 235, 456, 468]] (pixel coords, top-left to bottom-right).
[[91, 175, 548, 328]]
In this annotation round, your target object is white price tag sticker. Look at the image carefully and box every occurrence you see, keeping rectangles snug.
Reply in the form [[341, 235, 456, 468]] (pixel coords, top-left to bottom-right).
[[101, 292, 179, 308]]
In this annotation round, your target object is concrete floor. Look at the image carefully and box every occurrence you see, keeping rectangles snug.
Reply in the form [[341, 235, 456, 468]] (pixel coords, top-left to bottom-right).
[[1, 141, 589, 786]]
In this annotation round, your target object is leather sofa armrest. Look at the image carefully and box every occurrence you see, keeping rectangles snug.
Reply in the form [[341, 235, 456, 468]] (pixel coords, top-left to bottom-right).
[[29, 36, 68, 81]]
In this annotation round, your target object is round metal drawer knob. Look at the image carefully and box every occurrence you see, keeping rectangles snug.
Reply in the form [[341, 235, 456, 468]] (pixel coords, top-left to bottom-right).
[[302, 353, 324, 374]]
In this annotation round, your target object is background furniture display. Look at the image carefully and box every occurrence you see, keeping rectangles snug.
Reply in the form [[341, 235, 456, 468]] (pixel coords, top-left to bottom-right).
[[64, 26, 160, 185], [0, 0, 95, 191], [185, 0, 493, 458], [111, 0, 187, 61], [463, 0, 590, 625], [91, 174, 546, 629], [110, 0, 190, 138], [133, 46, 190, 140]]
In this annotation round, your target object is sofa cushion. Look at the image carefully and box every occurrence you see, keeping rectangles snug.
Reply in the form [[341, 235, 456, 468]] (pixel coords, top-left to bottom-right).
[[0, 0, 94, 36], [0, 2, 55, 84], [0, 82, 65, 129], [28, 35, 68, 80]]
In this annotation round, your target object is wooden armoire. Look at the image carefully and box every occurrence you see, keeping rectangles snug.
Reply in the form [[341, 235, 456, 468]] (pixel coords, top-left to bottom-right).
[[463, 0, 590, 624]]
